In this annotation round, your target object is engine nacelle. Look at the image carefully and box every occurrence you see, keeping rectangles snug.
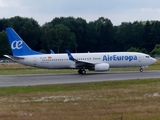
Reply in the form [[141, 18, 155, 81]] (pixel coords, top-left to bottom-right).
[[94, 63, 110, 72]]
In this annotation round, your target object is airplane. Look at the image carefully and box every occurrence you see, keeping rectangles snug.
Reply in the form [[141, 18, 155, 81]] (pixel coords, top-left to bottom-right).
[[4, 27, 157, 74]]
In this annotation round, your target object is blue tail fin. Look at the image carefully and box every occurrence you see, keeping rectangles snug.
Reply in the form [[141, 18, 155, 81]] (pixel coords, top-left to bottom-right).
[[5, 28, 43, 56]]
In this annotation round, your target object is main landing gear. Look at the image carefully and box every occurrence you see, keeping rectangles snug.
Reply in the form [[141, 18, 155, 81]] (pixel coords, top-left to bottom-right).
[[140, 67, 143, 72], [78, 68, 86, 74]]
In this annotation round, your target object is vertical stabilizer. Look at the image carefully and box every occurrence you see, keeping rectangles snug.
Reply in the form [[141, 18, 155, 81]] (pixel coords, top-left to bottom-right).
[[5, 28, 43, 56]]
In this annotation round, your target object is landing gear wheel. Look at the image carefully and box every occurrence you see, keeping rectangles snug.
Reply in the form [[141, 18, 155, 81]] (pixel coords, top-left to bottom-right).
[[82, 69, 86, 74], [78, 69, 86, 74], [78, 69, 82, 74], [140, 68, 143, 72]]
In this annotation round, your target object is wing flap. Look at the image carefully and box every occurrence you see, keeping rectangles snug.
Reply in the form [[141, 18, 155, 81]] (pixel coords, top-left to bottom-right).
[[75, 60, 94, 67]]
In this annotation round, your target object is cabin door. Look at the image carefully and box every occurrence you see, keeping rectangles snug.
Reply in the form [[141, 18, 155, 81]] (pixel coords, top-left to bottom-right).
[[138, 55, 142, 62]]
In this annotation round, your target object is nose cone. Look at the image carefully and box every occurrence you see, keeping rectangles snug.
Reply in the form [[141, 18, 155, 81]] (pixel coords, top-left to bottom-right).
[[151, 58, 157, 64]]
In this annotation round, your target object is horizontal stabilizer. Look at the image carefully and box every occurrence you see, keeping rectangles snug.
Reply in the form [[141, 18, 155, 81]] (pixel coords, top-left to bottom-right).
[[4, 55, 24, 61]]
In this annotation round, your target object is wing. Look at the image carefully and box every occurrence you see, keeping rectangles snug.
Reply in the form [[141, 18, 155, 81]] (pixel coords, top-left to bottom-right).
[[66, 50, 95, 69]]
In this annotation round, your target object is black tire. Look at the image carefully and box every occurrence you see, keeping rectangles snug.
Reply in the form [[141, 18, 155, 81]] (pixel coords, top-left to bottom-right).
[[140, 68, 143, 72], [82, 69, 86, 74], [78, 69, 86, 74], [78, 69, 82, 74]]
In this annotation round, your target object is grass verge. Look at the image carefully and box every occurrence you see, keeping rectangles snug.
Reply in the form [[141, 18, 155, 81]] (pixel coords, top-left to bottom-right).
[[0, 78, 160, 120]]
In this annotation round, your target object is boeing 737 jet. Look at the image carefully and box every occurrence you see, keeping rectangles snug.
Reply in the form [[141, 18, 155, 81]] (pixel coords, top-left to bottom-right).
[[4, 28, 156, 74]]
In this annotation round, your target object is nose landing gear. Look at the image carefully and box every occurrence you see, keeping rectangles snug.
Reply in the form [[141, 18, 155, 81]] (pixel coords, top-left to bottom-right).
[[140, 67, 143, 72]]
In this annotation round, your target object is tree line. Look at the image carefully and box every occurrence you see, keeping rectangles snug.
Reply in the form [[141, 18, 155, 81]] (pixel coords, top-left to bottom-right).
[[0, 16, 160, 57]]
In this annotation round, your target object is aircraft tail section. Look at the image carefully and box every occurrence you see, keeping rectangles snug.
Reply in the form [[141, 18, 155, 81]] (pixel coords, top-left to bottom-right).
[[5, 28, 43, 56]]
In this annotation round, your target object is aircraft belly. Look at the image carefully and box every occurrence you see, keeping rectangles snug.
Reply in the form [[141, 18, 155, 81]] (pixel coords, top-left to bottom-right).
[[17, 59, 32, 66]]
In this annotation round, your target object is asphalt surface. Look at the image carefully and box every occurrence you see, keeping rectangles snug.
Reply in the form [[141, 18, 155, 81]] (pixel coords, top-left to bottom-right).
[[0, 71, 160, 87]]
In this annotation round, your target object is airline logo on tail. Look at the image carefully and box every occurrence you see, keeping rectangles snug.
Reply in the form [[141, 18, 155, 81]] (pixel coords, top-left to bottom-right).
[[11, 40, 23, 49], [5, 27, 43, 56]]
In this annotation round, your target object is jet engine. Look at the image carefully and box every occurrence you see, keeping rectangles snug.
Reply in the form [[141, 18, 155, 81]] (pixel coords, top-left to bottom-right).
[[94, 63, 110, 71]]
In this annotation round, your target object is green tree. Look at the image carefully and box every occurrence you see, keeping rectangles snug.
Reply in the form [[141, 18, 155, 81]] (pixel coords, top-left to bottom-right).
[[8, 16, 41, 51], [142, 21, 152, 53], [127, 47, 141, 52], [20, 19, 41, 50], [40, 24, 55, 52], [95, 17, 114, 52], [131, 21, 144, 49], [150, 44, 160, 55], [149, 21, 160, 52], [115, 22, 133, 51], [53, 24, 76, 53], [0, 18, 11, 31], [85, 21, 97, 52], [72, 17, 87, 52], [0, 30, 10, 57], [50, 17, 87, 52], [2, 16, 160, 55], [140, 48, 148, 54]]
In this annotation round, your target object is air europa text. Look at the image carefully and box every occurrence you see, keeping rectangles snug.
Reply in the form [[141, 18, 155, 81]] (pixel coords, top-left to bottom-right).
[[103, 55, 137, 62]]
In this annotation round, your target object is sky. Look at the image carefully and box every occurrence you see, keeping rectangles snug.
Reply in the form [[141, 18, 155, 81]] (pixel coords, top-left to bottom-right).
[[0, 0, 160, 26]]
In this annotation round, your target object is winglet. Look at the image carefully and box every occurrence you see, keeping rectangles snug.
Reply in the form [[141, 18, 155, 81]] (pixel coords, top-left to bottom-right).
[[66, 49, 75, 61], [50, 49, 55, 54]]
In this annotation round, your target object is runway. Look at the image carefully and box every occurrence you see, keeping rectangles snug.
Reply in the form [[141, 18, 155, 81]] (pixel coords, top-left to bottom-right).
[[0, 71, 160, 87]]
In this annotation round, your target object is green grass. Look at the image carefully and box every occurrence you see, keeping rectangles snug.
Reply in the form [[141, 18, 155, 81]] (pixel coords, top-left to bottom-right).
[[0, 78, 159, 95], [0, 60, 159, 119], [0, 68, 78, 75], [0, 78, 160, 119]]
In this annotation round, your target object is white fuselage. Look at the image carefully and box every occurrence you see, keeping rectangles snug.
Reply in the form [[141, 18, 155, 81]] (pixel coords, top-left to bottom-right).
[[16, 52, 156, 69]]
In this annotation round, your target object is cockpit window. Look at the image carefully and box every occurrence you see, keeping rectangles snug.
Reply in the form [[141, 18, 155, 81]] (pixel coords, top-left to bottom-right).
[[145, 56, 150, 58]]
